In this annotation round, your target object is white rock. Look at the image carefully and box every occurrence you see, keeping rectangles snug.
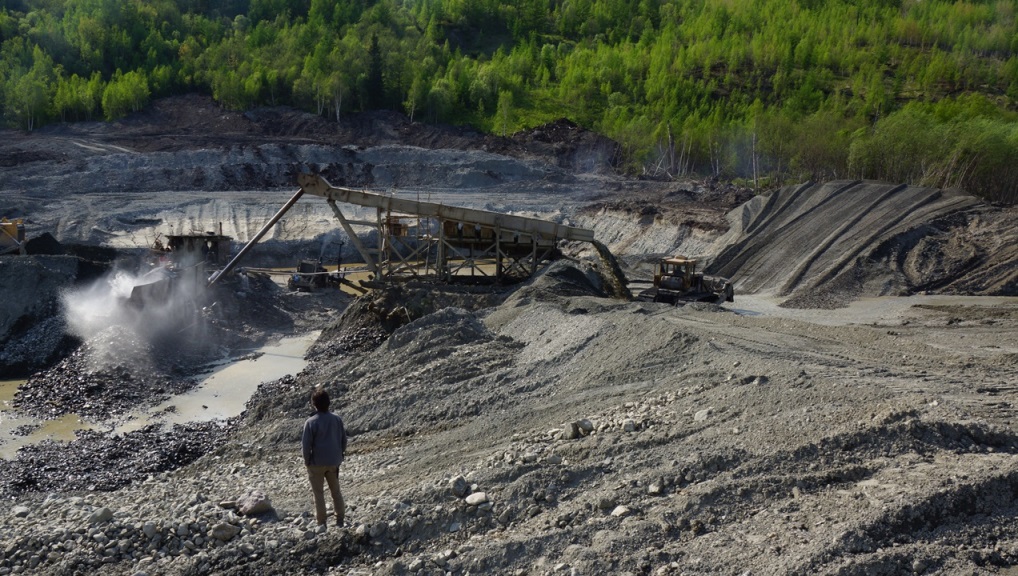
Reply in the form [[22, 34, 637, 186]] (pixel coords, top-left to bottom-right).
[[211, 523, 241, 541], [88, 508, 114, 525], [546, 454, 563, 465], [11, 506, 30, 518], [465, 492, 488, 506], [236, 490, 272, 516], [694, 408, 712, 422], [610, 505, 632, 518]]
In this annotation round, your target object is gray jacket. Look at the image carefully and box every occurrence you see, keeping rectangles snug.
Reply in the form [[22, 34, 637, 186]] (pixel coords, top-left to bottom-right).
[[302, 411, 347, 467]]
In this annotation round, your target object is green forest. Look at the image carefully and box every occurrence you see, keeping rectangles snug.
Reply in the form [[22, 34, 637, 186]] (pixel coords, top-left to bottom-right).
[[2, 0, 1017, 201]]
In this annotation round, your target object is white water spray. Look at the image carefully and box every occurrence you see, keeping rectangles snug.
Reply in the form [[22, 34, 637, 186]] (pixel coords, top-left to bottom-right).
[[61, 264, 207, 370]]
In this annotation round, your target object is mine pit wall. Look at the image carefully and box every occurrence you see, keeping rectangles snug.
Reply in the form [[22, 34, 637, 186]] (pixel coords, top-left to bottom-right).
[[573, 209, 730, 270], [0, 255, 108, 378], [571, 179, 1018, 307], [709, 180, 990, 306]]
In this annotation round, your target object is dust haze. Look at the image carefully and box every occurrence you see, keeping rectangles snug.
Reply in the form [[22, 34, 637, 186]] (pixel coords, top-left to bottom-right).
[[61, 264, 209, 371]]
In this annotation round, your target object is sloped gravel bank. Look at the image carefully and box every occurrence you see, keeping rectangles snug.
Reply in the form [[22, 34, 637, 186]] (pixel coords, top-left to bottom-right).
[[4, 261, 1018, 575]]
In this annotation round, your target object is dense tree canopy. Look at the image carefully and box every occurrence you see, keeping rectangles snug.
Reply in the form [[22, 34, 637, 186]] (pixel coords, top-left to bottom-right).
[[2, 0, 1016, 201]]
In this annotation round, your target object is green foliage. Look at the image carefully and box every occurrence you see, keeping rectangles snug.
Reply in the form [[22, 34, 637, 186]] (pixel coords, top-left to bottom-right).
[[101, 68, 149, 120], [1, 0, 1016, 200], [849, 101, 1018, 203]]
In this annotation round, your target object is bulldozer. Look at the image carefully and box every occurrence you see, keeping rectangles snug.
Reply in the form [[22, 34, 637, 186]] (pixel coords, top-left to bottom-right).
[[637, 256, 734, 305], [287, 259, 328, 292]]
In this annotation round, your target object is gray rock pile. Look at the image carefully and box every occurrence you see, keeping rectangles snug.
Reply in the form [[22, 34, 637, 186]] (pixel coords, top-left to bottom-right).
[[0, 482, 302, 575], [5, 258, 1018, 575], [0, 422, 229, 498]]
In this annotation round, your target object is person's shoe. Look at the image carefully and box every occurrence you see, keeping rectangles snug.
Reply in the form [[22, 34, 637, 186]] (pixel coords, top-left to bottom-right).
[[336, 518, 345, 528]]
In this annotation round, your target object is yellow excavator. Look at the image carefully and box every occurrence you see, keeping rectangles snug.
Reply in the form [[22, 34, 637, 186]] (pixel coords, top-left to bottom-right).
[[637, 256, 734, 305]]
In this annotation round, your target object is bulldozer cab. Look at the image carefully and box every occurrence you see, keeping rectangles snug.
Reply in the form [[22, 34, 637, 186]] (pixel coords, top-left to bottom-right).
[[655, 256, 697, 291]]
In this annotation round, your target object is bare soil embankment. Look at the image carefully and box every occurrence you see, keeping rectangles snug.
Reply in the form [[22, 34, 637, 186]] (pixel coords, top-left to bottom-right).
[[707, 180, 999, 308]]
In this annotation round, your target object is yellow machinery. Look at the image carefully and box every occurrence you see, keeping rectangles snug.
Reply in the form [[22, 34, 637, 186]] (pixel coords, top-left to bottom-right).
[[1, 218, 26, 255], [638, 256, 734, 304]]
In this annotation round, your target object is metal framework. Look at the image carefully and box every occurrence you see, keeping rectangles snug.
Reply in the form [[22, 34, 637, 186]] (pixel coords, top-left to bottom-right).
[[298, 173, 594, 283], [211, 174, 595, 287]]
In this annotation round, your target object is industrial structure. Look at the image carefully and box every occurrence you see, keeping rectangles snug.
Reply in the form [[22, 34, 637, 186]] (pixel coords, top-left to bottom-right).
[[211, 174, 596, 287]]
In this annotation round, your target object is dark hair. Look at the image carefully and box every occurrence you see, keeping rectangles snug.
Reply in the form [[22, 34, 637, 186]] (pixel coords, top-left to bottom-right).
[[311, 388, 330, 412]]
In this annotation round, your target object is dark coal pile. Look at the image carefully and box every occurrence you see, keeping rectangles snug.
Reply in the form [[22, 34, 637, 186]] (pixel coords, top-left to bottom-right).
[[305, 324, 388, 363], [11, 272, 308, 421], [510, 118, 622, 173], [204, 273, 296, 335], [306, 283, 507, 363], [238, 374, 308, 425], [305, 297, 390, 363], [13, 326, 202, 421], [0, 313, 78, 380], [0, 254, 112, 379], [0, 420, 230, 497]]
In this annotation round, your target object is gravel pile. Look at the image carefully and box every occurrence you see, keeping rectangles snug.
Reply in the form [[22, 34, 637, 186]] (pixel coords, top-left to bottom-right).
[[14, 326, 202, 421], [0, 421, 229, 498], [4, 260, 1018, 575]]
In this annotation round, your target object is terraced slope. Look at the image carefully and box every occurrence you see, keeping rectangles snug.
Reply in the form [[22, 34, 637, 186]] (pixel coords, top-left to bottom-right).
[[708, 181, 985, 307]]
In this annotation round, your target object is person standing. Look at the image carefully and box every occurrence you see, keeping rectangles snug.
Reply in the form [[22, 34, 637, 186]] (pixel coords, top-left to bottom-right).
[[302, 388, 348, 528]]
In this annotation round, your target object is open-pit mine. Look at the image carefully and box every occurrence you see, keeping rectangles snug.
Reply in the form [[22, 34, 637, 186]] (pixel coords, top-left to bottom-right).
[[2, 96, 1018, 576]]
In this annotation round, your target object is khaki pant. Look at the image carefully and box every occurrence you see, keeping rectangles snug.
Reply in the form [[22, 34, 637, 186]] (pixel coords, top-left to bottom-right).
[[307, 465, 345, 525]]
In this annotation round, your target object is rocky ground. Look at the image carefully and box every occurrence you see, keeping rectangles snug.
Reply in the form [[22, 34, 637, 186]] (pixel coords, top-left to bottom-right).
[[2, 96, 1018, 575]]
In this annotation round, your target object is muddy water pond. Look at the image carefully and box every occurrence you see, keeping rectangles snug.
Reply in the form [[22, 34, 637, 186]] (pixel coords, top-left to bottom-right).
[[0, 331, 318, 459], [0, 379, 95, 459]]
